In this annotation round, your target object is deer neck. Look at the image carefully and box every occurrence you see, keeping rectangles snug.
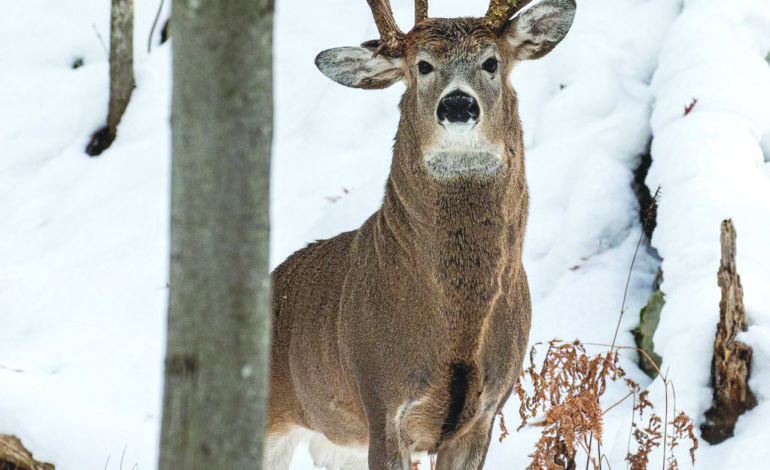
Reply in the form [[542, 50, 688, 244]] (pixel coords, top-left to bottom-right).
[[376, 114, 527, 357]]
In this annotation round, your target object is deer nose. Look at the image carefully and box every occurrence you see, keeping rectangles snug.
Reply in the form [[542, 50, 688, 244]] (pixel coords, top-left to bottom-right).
[[437, 90, 480, 124]]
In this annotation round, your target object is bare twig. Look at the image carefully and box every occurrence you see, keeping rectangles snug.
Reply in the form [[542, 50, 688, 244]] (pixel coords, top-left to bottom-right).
[[611, 187, 661, 350], [583, 343, 665, 379], [596, 441, 603, 470], [683, 98, 697, 116], [603, 391, 634, 416], [120, 444, 127, 470], [626, 393, 636, 470], [601, 454, 613, 470], [147, 0, 167, 53], [662, 368, 669, 470], [92, 24, 109, 56]]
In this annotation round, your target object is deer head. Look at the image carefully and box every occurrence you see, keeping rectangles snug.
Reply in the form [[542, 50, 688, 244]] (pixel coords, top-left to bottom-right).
[[315, 0, 576, 180]]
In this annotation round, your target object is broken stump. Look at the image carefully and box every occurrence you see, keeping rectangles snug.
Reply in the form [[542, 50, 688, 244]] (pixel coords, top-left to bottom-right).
[[701, 219, 757, 444], [0, 434, 54, 470]]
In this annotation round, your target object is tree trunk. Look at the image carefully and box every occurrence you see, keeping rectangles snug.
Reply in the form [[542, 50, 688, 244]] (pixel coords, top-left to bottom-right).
[[86, 0, 135, 156], [158, 0, 273, 468], [107, 0, 134, 138]]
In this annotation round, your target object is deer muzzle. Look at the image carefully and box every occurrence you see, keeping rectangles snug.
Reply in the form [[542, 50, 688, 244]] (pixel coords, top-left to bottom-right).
[[437, 90, 480, 124]]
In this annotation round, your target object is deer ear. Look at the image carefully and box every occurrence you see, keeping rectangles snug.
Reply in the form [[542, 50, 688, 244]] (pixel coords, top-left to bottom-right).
[[315, 47, 404, 89], [503, 0, 576, 61]]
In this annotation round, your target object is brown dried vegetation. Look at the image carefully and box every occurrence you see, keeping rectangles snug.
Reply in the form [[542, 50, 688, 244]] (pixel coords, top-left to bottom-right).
[[506, 340, 698, 470], [683, 98, 698, 116], [497, 185, 697, 469]]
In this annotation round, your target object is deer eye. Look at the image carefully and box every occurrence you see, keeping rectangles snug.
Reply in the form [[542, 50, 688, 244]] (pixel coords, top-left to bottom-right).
[[482, 58, 498, 73], [418, 60, 434, 75]]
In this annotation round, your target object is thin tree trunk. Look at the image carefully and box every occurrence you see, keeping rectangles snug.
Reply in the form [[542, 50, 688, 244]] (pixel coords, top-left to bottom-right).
[[158, 0, 273, 467], [87, 0, 135, 156], [107, 0, 134, 137]]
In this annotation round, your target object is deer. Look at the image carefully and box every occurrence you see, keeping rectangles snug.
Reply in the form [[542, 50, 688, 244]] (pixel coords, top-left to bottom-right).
[[266, 1, 576, 469]]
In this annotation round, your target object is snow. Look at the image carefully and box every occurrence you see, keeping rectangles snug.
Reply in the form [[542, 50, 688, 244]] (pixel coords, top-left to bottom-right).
[[643, 0, 770, 466], [1, 0, 769, 469]]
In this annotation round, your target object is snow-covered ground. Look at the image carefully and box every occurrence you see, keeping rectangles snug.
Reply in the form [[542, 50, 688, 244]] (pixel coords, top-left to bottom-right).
[[1, 0, 769, 469]]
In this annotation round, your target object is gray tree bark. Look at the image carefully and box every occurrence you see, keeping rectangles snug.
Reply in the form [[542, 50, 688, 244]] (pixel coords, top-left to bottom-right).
[[86, 0, 135, 156], [158, 0, 273, 467], [107, 0, 134, 137]]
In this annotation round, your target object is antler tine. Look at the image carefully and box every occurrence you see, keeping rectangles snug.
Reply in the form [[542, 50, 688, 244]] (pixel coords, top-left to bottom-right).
[[365, 0, 406, 57], [415, 0, 428, 24], [484, 0, 535, 31]]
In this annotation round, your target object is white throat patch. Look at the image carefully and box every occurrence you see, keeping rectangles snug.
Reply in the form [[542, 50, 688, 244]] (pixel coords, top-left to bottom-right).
[[423, 124, 503, 179]]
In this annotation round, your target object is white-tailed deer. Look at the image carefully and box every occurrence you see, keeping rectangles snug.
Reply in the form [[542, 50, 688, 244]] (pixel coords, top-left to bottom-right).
[[267, 1, 576, 469]]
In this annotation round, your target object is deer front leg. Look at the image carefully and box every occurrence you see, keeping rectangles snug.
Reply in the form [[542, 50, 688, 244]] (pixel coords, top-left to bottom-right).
[[367, 410, 411, 470], [434, 418, 494, 470]]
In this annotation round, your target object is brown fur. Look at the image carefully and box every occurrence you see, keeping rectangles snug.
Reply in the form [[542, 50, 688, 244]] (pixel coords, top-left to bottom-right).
[[268, 8, 573, 470]]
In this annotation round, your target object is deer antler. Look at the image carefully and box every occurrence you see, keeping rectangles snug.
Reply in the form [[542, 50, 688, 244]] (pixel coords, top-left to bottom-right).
[[415, 0, 428, 24], [484, 0, 535, 31], [364, 0, 406, 57]]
